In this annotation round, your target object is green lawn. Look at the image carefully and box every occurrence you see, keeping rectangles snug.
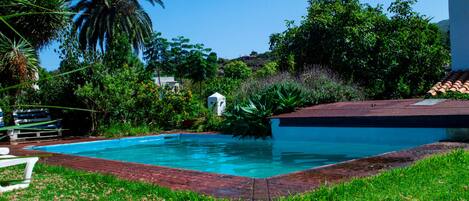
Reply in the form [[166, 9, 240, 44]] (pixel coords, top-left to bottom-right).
[[0, 164, 215, 201], [282, 150, 469, 201], [1, 150, 468, 201]]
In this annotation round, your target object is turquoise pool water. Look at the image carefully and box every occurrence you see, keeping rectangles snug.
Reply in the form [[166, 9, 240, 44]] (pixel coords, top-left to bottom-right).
[[30, 134, 440, 178]]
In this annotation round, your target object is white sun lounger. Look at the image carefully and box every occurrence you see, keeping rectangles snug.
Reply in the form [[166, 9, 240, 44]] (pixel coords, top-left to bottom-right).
[[0, 148, 39, 193]]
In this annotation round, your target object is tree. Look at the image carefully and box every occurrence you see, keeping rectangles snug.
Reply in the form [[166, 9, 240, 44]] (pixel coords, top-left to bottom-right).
[[103, 32, 144, 72], [73, 31, 146, 131], [144, 34, 218, 82], [206, 52, 219, 78], [185, 48, 218, 83], [70, 0, 164, 52], [270, 0, 449, 99], [144, 32, 170, 84]]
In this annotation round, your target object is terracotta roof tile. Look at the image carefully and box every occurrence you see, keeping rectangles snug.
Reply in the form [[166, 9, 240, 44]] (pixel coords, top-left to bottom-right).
[[428, 71, 469, 96]]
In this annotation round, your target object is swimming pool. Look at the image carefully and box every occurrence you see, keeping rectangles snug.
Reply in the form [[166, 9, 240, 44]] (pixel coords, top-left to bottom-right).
[[29, 132, 447, 178]]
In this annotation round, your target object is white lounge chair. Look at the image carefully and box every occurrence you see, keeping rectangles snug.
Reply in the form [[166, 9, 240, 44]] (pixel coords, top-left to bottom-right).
[[0, 148, 39, 193]]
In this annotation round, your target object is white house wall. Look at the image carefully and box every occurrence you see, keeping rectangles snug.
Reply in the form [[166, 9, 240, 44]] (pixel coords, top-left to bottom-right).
[[449, 0, 469, 71]]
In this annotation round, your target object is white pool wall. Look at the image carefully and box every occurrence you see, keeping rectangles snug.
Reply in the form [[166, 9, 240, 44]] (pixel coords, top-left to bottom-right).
[[271, 119, 449, 145]]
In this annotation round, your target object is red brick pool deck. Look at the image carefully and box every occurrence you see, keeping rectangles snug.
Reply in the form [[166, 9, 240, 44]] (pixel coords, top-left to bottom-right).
[[273, 99, 469, 118], [272, 99, 469, 128], [3, 137, 468, 200]]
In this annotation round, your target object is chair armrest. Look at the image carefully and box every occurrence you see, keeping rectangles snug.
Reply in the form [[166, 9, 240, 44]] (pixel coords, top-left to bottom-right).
[[0, 148, 9, 155]]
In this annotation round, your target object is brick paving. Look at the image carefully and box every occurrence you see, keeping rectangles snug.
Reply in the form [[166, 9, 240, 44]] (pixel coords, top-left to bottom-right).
[[3, 137, 468, 200]]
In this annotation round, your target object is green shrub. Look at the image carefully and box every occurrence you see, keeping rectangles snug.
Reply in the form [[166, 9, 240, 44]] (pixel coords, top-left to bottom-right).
[[223, 61, 252, 79], [200, 77, 241, 102], [225, 82, 309, 138], [236, 68, 364, 105], [192, 109, 225, 132], [300, 68, 365, 104], [234, 73, 296, 102], [66, 31, 207, 134], [225, 68, 363, 138], [154, 88, 203, 129], [99, 122, 159, 138], [255, 61, 278, 78], [433, 91, 469, 100]]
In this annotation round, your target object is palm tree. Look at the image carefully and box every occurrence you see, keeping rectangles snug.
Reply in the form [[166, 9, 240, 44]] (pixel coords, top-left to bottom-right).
[[71, 0, 164, 52], [0, 33, 39, 93], [0, 0, 69, 49], [0, 33, 39, 125], [1, 0, 69, 95]]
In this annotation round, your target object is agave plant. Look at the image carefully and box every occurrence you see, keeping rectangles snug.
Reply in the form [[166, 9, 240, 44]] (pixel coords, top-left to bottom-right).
[[269, 83, 308, 114], [71, 0, 164, 51], [224, 97, 273, 139], [224, 82, 309, 138]]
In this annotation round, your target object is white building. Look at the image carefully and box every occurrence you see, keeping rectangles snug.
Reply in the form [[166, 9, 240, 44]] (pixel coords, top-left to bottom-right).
[[428, 0, 469, 96], [153, 76, 180, 88]]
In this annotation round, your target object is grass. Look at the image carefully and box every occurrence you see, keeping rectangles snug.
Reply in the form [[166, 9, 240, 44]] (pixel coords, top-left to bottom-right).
[[282, 150, 469, 201], [98, 122, 161, 138], [1, 150, 468, 200], [0, 164, 215, 201]]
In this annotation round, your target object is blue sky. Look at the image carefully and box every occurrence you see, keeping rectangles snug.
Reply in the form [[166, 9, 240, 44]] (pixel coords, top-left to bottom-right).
[[39, 0, 449, 71]]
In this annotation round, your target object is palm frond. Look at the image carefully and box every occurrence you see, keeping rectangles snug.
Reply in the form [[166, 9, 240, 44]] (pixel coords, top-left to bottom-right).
[[0, 32, 38, 84], [0, 0, 70, 49], [15, 104, 97, 112], [71, 0, 163, 52], [144, 0, 164, 8], [0, 120, 58, 131], [0, 65, 91, 93]]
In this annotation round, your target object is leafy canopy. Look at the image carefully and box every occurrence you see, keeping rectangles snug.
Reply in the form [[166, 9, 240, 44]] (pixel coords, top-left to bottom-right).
[[144, 33, 218, 82], [270, 0, 449, 99]]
